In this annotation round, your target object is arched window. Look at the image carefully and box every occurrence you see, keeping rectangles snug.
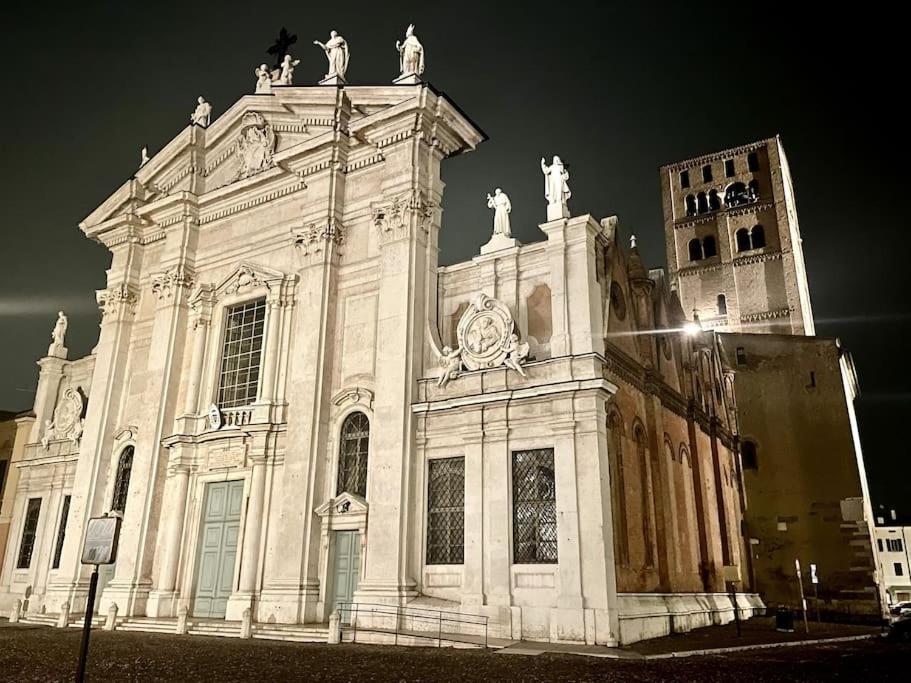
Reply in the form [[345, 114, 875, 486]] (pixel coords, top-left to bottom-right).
[[751, 224, 766, 249], [684, 194, 697, 216], [702, 235, 717, 258], [696, 192, 709, 214], [741, 440, 758, 470], [735, 228, 751, 252], [748, 179, 759, 200], [688, 238, 703, 262], [724, 182, 748, 207], [337, 412, 370, 497], [111, 446, 134, 514], [717, 294, 727, 316], [608, 411, 629, 565], [708, 189, 721, 211], [634, 424, 655, 567]]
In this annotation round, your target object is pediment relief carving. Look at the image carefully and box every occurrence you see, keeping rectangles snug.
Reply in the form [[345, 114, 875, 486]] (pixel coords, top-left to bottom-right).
[[315, 491, 368, 518], [209, 262, 295, 302], [331, 386, 374, 410], [114, 425, 139, 442]]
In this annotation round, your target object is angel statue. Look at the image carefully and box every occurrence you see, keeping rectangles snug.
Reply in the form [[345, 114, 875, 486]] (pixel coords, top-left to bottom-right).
[[190, 96, 212, 126], [396, 24, 425, 78], [314, 31, 350, 81], [255, 64, 274, 94], [277, 54, 301, 85], [504, 333, 530, 377], [437, 345, 462, 388]]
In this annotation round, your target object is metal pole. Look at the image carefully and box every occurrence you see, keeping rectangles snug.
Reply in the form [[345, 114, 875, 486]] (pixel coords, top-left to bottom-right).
[[394, 606, 398, 646], [75, 566, 99, 683], [729, 581, 741, 637], [352, 604, 357, 644], [438, 612, 442, 648], [813, 582, 820, 624]]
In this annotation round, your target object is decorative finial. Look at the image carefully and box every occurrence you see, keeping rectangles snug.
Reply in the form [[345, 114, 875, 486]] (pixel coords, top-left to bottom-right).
[[630, 234, 638, 249]]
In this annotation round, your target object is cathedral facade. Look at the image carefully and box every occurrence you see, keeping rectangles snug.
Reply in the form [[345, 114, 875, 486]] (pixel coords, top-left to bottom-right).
[[2, 83, 771, 646]]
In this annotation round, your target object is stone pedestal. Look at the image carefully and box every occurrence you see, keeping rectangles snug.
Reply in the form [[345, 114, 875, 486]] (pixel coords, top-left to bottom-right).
[[547, 202, 570, 221], [46, 344, 67, 359], [393, 73, 421, 85], [479, 233, 520, 255], [319, 74, 346, 86]]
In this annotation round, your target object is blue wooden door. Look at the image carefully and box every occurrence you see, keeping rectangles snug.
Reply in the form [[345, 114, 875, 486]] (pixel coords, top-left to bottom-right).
[[193, 480, 244, 618], [332, 530, 360, 616]]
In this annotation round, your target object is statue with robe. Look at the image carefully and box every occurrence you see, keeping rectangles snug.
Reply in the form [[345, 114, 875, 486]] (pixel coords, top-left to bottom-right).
[[51, 311, 67, 347], [396, 24, 424, 77], [277, 54, 301, 85], [541, 156, 571, 207], [314, 31, 349, 81], [486, 188, 512, 237], [190, 96, 212, 126]]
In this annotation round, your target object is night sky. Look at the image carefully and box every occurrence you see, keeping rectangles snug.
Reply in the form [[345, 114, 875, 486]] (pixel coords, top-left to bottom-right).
[[1, 3, 907, 510]]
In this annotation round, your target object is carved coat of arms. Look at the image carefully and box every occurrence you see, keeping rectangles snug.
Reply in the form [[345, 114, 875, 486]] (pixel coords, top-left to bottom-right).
[[41, 387, 85, 449], [236, 112, 276, 180]]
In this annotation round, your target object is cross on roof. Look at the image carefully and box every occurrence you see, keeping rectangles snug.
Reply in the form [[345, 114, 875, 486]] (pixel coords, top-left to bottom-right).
[[267, 27, 298, 70]]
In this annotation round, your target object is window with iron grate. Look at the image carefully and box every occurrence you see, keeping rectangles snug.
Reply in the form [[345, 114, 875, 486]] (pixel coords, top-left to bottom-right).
[[111, 446, 134, 514], [217, 299, 266, 409], [512, 449, 557, 564], [17, 498, 42, 569], [426, 457, 465, 564], [337, 412, 370, 497]]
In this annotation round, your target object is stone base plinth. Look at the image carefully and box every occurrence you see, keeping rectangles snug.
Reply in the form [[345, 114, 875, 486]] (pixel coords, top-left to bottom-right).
[[319, 74, 347, 86], [479, 234, 520, 255], [546, 203, 570, 221], [393, 73, 422, 85]]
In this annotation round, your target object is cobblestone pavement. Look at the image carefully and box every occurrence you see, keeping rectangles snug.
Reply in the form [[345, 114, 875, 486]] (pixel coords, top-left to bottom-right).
[[0, 622, 906, 682]]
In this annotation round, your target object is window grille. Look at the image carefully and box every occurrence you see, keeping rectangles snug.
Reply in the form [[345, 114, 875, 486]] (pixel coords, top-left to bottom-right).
[[17, 498, 42, 569], [337, 412, 370, 497], [52, 495, 71, 569], [426, 457, 465, 564], [512, 449, 557, 564], [217, 299, 266, 409], [111, 446, 134, 514]]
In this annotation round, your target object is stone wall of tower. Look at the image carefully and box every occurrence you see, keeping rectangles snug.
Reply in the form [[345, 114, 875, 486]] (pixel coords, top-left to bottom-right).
[[661, 137, 814, 335]]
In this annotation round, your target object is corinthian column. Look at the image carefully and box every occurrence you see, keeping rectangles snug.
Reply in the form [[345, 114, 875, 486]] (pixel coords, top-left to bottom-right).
[[183, 318, 209, 416]]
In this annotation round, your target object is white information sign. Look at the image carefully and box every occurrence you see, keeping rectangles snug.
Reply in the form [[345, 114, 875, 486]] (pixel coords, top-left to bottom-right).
[[81, 516, 122, 565], [810, 563, 819, 584]]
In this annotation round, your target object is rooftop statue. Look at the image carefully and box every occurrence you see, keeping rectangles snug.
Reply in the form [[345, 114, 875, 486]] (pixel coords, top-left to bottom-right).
[[486, 188, 512, 237], [51, 311, 67, 348], [396, 24, 424, 79], [255, 64, 274, 94], [190, 96, 212, 127], [314, 31, 349, 83], [541, 155, 571, 220], [277, 54, 301, 85]]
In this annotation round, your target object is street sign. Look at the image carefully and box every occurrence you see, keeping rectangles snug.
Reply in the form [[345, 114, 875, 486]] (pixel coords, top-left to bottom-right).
[[81, 516, 121, 565], [810, 563, 819, 584]]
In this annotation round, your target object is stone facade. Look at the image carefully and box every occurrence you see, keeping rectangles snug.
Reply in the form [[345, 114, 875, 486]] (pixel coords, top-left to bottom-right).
[[0, 84, 762, 646], [874, 526, 911, 605]]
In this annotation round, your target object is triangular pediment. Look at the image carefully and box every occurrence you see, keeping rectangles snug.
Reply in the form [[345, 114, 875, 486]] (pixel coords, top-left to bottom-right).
[[212, 261, 289, 299], [314, 491, 368, 518]]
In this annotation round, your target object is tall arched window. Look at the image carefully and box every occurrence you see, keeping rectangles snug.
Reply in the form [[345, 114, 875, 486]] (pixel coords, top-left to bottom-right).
[[751, 224, 766, 249], [741, 440, 758, 470], [111, 446, 134, 514], [337, 412, 370, 497], [634, 424, 655, 567], [696, 192, 709, 214], [688, 238, 703, 262], [748, 179, 759, 200], [724, 182, 748, 207], [735, 228, 751, 252], [708, 189, 721, 211], [717, 294, 727, 316], [684, 194, 697, 216], [608, 410, 629, 565], [702, 235, 717, 258]]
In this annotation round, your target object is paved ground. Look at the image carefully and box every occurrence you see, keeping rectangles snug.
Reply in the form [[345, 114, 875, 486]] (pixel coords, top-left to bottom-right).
[[1, 621, 906, 682]]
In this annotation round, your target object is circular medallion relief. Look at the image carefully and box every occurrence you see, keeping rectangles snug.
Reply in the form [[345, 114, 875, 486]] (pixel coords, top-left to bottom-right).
[[457, 294, 513, 371]]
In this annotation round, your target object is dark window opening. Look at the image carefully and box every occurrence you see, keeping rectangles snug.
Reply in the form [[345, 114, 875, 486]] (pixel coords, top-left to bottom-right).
[[52, 495, 71, 569], [512, 449, 557, 564], [725, 182, 750, 207], [717, 294, 727, 316], [736, 347, 747, 365], [708, 189, 721, 211], [808, 371, 817, 388], [696, 192, 709, 214], [702, 235, 718, 258], [748, 179, 759, 200], [684, 194, 697, 216], [111, 446, 134, 514], [751, 224, 766, 249], [736, 228, 751, 252], [337, 412, 370, 497], [725, 159, 735, 177], [680, 170, 690, 189], [748, 151, 760, 172], [426, 457, 465, 565], [702, 164, 713, 183], [896, 563, 905, 577], [878, 538, 884, 552], [741, 440, 758, 470], [688, 238, 703, 262], [17, 498, 42, 569]]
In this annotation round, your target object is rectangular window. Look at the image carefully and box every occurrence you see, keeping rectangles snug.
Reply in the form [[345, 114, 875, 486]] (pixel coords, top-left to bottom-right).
[[878, 538, 884, 552], [724, 159, 735, 177], [896, 563, 905, 577], [426, 457, 465, 565], [52, 495, 71, 569], [679, 169, 690, 189], [887, 538, 905, 552], [702, 164, 713, 183], [748, 151, 760, 172], [0, 459, 8, 500], [217, 299, 267, 409], [17, 498, 42, 569], [512, 449, 557, 564]]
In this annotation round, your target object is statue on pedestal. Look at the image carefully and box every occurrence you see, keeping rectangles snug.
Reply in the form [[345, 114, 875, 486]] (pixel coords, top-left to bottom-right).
[[396, 24, 424, 80], [277, 54, 301, 85], [255, 64, 274, 94], [541, 155, 571, 219], [486, 189, 512, 237], [314, 31, 350, 83], [190, 97, 212, 127], [51, 311, 67, 348]]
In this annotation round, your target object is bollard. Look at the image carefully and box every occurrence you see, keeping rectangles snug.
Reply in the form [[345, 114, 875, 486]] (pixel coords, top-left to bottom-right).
[[57, 601, 71, 628], [328, 610, 341, 644], [9, 599, 22, 623], [104, 603, 118, 631], [176, 604, 189, 635], [240, 607, 253, 639]]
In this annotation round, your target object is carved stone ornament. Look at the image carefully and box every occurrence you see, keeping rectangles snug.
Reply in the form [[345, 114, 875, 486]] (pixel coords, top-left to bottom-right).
[[435, 293, 530, 385], [151, 265, 194, 300], [236, 112, 276, 180], [42, 387, 85, 449], [293, 220, 344, 257], [207, 404, 223, 430], [96, 284, 139, 319], [372, 191, 435, 243], [224, 265, 263, 295]]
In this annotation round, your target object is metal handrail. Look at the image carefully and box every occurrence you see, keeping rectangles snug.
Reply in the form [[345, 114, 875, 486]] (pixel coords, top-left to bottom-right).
[[336, 602, 489, 648]]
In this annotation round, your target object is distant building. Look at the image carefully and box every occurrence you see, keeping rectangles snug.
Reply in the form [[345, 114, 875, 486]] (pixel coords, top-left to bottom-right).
[[0, 411, 33, 566], [662, 139, 881, 618], [873, 526, 911, 604]]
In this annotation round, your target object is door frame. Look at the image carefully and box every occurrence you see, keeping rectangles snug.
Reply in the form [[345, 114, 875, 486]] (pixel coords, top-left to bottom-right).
[[314, 492, 368, 622]]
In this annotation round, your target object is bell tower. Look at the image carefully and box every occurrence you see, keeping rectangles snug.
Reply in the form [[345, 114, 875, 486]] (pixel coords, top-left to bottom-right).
[[660, 136, 814, 335]]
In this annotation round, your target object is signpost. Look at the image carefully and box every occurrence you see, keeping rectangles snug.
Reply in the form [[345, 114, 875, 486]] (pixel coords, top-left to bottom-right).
[[795, 558, 810, 634], [810, 563, 820, 623], [76, 515, 122, 683]]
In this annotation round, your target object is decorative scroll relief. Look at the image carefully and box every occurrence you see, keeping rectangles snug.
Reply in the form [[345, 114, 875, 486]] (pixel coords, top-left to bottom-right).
[[96, 284, 139, 318], [235, 112, 276, 180], [371, 190, 435, 243], [41, 388, 84, 450], [151, 265, 195, 300], [435, 293, 529, 387]]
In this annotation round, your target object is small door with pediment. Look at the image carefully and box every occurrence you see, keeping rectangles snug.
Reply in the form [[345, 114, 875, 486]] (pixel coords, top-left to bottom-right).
[[193, 480, 244, 619], [331, 530, 360, 618]]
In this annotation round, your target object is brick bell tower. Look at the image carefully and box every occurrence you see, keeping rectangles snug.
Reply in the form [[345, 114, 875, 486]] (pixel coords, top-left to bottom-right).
[[660, 136, 815, 335]]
